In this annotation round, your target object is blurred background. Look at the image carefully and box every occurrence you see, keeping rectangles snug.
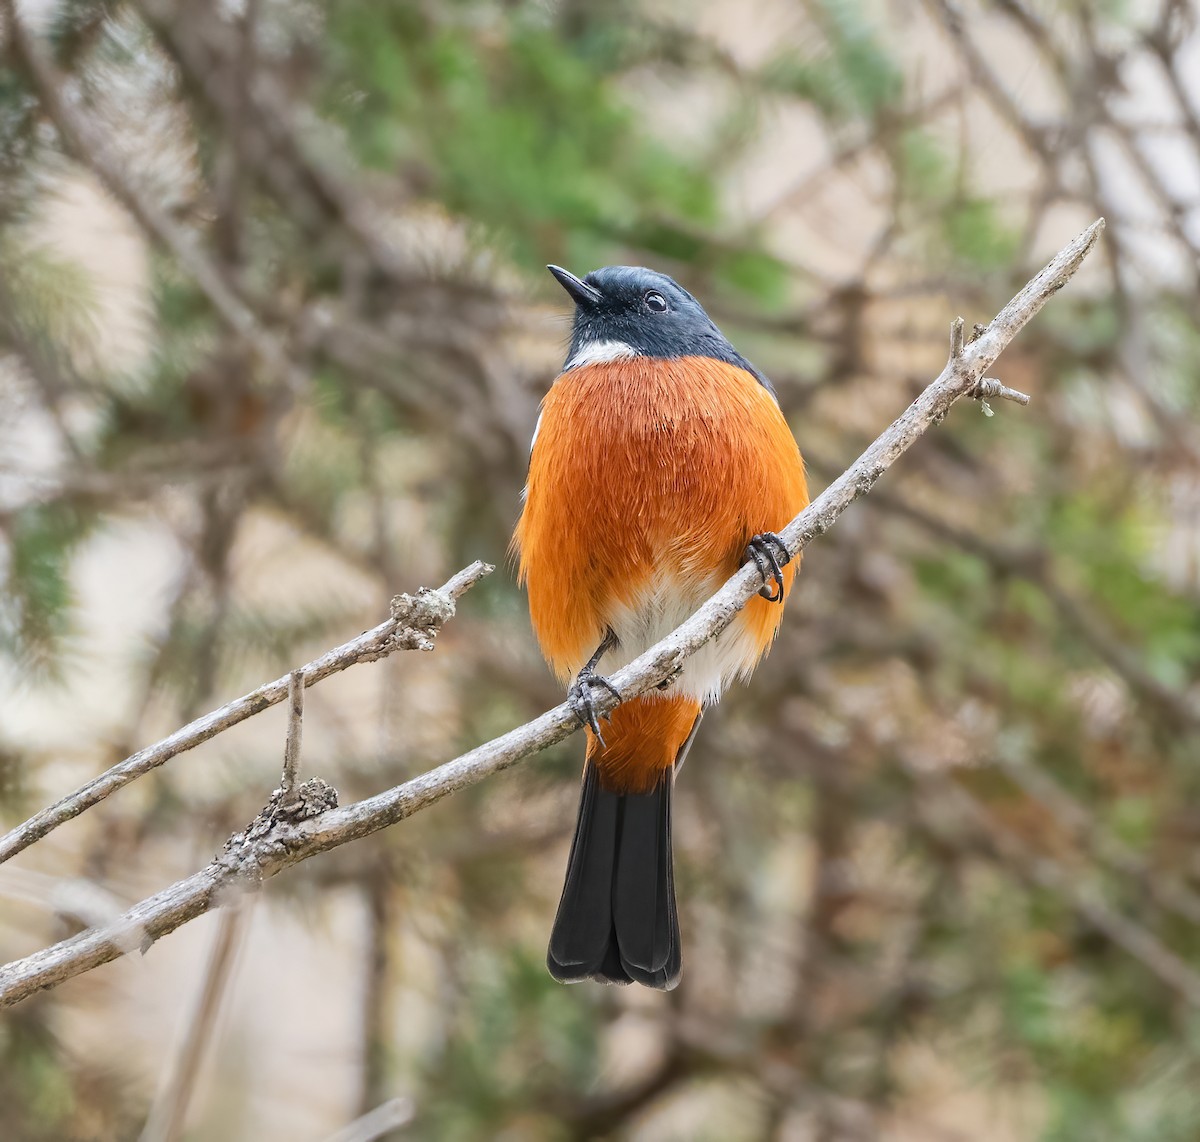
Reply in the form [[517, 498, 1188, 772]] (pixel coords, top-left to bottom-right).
[[1, 0, 1200, 1138]]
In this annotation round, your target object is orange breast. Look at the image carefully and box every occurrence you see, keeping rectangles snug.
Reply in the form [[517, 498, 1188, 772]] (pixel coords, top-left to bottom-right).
[[513, 356, 808, 685]]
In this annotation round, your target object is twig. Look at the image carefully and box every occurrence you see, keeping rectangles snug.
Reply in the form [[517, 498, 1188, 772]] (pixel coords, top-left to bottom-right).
[[139, 897, 252, 1142], [817, 684, 1200, 1013], [280, 671, 304, 799], [562, 1044, 696, 1138], [923, 0, 1052, 163], [0, 561, 494, 865], [322, 1098, 415, 1142], [133, 0, 499, 304], [0, 222, 1104, 1007], [969, 376, 1031, 406], [949, 315, 965, 359]]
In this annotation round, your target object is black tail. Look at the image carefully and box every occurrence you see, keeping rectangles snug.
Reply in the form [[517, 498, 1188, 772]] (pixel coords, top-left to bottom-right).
[[547, 766, 681, 989]]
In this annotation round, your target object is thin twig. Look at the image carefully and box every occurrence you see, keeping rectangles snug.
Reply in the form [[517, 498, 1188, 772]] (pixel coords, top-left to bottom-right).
[[0, 562, 494, 865], [970, 376, 1031, 406], [0, 221, 1104, 1008], [280, 671, 304, 799], [359, 872, 396, 1116]]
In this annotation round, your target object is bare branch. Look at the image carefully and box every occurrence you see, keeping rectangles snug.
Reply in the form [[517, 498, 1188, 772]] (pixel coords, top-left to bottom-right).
[[0, 221, 1103, 1008], [0, 561, 494, 865]]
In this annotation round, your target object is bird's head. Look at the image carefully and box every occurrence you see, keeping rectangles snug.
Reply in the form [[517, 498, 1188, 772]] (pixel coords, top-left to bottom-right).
[[547, 264, 744, 374]]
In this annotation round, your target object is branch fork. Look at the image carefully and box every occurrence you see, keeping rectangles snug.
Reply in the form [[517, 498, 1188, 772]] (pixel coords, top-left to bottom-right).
[[951, 315, 1032, 411]]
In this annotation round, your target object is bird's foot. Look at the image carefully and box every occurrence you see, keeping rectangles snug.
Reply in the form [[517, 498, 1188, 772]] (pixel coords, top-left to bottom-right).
[[568, 667, 621, 747], [743, 532, 791, 602]]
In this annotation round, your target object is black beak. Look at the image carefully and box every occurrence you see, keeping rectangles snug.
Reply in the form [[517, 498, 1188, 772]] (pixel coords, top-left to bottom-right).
[[547, 264, 602, 307]]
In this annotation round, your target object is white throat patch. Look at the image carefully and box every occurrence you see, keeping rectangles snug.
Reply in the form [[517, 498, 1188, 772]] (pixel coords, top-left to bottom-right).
[[564, 339, 640, 371]]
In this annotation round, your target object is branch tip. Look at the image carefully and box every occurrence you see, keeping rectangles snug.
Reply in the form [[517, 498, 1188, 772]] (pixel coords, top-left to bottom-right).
[[444, 559, 495, 601], [978, 218, 1105, 353], [390, 561, 493, 651]]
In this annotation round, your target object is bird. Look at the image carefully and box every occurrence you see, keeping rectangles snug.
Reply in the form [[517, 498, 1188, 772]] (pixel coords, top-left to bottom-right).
[[512, 264, 808, 989]]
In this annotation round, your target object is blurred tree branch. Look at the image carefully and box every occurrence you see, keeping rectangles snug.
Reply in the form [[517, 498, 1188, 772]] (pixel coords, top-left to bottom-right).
[[913, 770, 1200, 1007], [1, 0, 297, 378], [858, 484, 1200, 733], [138, 896, 251, 1142], [0, 220, 1103, 1007], [322, 1098, 414, 1142]]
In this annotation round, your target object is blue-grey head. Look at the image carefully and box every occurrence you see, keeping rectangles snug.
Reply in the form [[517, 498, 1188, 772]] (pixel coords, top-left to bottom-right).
[[546, 265, 775, 396]]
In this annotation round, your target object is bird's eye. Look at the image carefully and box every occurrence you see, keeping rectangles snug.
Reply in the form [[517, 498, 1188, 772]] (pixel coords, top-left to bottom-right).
[[644, 290, 668, 313]]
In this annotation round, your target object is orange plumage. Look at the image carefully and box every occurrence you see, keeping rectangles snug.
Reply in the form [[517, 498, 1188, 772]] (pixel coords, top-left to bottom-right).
[[515, 354, 808, 794], [581, 693, 701, 794]]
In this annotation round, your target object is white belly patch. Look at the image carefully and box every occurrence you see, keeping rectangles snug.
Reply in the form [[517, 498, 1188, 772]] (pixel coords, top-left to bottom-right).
[[597, 574, 768, 705]]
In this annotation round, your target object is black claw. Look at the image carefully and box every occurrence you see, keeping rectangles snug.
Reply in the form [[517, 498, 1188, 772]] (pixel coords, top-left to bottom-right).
[[743, 531, 791, 603], [746, 543, 769, 582], [568, 667, 621, 746]]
